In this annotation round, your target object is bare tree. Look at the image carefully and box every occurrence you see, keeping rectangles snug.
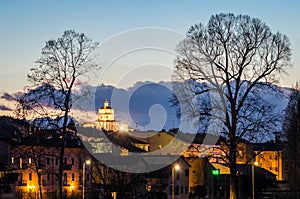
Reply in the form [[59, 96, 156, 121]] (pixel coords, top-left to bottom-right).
[[283, 82, 300, 194], [10, 142, 57, 199], [91, 160, 145, 199], [19, 30, 99, 199], [174, 13, 291, 199]]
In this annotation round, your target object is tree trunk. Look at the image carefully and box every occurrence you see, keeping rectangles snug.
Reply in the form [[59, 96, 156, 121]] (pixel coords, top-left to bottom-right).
[[56, 142, 65, 199], [229, 165, 237, 199], [56, 92, 71, 199], [38, 173, 43, 199], [229, 142, 237, 199]]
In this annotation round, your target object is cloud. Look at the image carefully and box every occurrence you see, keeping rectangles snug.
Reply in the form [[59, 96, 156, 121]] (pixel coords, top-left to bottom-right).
[[1, 92, 15, 101], [0, 105, 12, 111]]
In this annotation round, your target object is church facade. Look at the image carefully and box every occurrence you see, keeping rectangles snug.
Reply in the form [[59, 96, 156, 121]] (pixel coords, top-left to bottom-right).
[[84, 100, 129, 132]]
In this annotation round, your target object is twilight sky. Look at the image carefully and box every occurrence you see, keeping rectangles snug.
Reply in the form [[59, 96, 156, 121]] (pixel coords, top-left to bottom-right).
[[0, 0, 300, 92]]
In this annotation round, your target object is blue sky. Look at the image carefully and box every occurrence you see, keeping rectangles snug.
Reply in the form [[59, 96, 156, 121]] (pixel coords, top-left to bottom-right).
[[1, 0, 300, 92]]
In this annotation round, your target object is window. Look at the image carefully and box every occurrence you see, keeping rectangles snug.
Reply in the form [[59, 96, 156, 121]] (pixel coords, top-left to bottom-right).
[[175, 185, 179, 195], [71, 158, 74, 165], [79, 158, 82, 166], [185, 169, 189, 176], [63, 173, 67, 185], [28, 157, 32, 164], [19, 158, 22, 169], [86, 174, 90, 181], [29, 173, 32, 181], [181, 186, 183, 194], [46, 158, 50, 165], [185, 186, 188, 194], [19, 173, 23, 183], [79, 173, 83, 185], [56, 158, 59, 165], [47, 173, 50, 181], [72, 173, 74, 181], [64, 158, 67, 164], [11, 156, 14, 164], [238, 150, 243, 157]]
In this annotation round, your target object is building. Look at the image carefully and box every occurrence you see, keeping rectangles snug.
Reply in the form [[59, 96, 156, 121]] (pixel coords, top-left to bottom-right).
[[83, 100, 131, 132], [185, 157, 215, 199], [253, 143, 283, 181], [97, 100, 120, 132], [8, 136, 93, 199], [128, 130, 175, 153], [145, 157, 190, 199]]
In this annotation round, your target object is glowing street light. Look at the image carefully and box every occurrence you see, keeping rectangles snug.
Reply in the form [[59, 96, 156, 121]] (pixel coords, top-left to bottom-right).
[[172, 164, 180, 199], [83, 160, 91, 199]]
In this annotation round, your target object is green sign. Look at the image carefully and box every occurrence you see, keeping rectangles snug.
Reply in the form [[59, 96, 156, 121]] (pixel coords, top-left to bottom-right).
[[212, 169, 220, 175]]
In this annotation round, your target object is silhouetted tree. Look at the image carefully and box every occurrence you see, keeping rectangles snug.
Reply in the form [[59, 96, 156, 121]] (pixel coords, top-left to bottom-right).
[[91, 160, 145, 199], [283, 82, 300, 193], [174, 13, 291, 199], [16, 30, 99, 199], [9, 143, 57, 199]]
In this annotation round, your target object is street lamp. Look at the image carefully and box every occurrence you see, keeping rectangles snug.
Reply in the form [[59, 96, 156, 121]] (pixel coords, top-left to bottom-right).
[[172, 164, 180, 199], [252, 161, 258, 199], [83, 160, 91, 199]]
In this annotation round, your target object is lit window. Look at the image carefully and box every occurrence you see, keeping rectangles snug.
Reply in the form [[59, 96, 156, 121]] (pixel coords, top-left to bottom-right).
[[28, 157, 32, 164], [11, 156, 14, 164], [63, 173, 67, 185], [19, 158, 22, 169]]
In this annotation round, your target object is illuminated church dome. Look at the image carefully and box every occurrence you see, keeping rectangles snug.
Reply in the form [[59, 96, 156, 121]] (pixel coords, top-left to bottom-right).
[[83, 100, 130, 132], [97, 100, 129, 132], [98, 100, 115, 122]]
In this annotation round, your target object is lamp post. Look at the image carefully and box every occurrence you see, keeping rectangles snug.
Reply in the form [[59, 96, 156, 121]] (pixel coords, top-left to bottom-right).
[[83, 160, 91, 199], [252, 161, 258, 199], [172, 164, 180, 199]]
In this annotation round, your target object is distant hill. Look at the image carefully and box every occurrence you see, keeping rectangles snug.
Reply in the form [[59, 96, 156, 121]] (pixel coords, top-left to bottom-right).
[[0, 116, 29, 138]]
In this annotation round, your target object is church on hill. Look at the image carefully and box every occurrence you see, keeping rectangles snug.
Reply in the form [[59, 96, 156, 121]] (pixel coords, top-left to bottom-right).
[[84, 100, 130, 132]]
